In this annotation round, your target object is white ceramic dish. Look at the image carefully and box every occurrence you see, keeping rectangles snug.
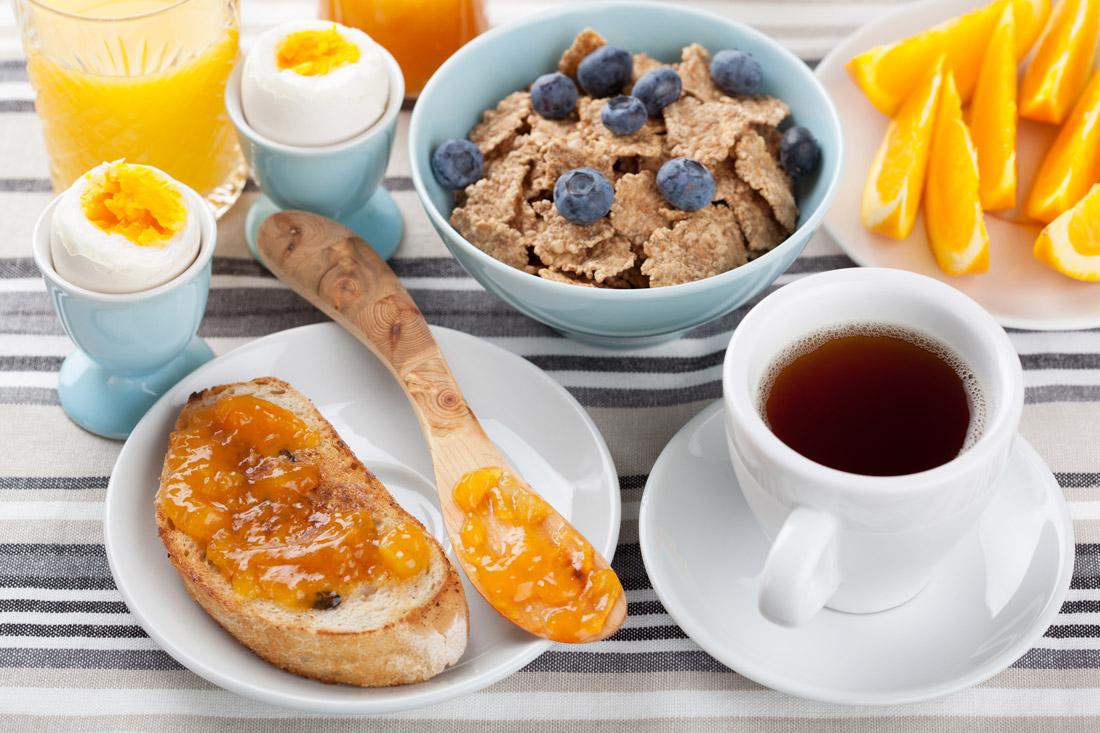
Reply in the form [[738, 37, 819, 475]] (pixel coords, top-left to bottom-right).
[[639, 402, 1074, 706], [815, 0, 1100, 331], [104, 323, 620, 714]]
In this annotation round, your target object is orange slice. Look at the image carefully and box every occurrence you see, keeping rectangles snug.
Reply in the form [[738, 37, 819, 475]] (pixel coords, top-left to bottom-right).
[[1020, 0, 1100, 124], [968, 3, 1018, 210], [861, 61, 944, 240], [1026, 71, 1100, 223], [1014, 0, 1053, 53], [1034, 183, 1100, 280], [925, 72, 990, 275], [846, 0, 1050, 117]]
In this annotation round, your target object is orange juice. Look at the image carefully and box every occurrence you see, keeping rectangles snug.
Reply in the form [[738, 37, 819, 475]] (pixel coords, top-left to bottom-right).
[[319, 0, 487, 97], [16, 0, 245, 213]]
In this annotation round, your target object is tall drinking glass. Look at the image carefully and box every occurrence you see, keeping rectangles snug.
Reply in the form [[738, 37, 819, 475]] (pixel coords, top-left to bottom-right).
[[14, 0, 246, 216], [319, 0, 487, 98]]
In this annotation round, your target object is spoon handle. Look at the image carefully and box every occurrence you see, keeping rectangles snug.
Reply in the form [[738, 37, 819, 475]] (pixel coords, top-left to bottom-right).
[[256, 211, 501, 491]]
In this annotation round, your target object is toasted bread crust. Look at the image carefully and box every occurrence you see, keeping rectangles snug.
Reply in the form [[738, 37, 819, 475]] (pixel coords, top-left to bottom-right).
[[155, 377, 468, 686]]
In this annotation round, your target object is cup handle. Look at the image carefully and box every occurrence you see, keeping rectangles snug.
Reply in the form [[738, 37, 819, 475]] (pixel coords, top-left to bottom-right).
[[758, 506, 840, 626]]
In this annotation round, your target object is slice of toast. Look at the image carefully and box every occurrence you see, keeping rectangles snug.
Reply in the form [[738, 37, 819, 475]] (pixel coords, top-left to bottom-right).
[[154, 377, 468, 686]]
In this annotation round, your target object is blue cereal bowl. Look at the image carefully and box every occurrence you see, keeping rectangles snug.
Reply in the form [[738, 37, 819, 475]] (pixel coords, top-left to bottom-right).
[[409, 1, 842, 347]]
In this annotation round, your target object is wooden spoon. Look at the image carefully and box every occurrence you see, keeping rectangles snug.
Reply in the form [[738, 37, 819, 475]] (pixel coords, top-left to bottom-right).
[[257, 211, 626, 643]]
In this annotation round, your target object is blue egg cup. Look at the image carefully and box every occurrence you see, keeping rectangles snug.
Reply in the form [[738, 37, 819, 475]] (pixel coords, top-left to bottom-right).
[[33, 189, 218, 440], [226, 48, 406, 267], [244, 189, 402, 264], [58, 338, 214, 440]]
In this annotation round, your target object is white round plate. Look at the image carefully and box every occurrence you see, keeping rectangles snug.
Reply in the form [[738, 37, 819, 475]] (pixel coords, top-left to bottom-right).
[[639, 402, 1074, 706], [105, 323, 620, 714], [815, 0, 1100, 331]]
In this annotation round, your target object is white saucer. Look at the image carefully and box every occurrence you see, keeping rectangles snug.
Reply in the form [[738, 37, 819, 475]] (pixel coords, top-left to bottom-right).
[[815, 0, 1100, 331], [105, 322, 620, 714], [639, 401, 1074, 706]]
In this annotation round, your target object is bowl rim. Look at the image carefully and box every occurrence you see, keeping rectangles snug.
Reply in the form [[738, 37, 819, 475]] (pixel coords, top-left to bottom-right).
[[409, 0, 843, 300]]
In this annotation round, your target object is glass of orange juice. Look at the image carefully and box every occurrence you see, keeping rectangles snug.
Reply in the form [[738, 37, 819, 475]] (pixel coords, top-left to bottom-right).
[[14, 0, 246, 216], [319, 0, 487, 98]]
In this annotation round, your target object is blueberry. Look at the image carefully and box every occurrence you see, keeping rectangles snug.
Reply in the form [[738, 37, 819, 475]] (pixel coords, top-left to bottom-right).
[[632, 67, 682, 116], [710, 49, 763, 95], [656, 157, 715, 211], [531, 72, 579, 119], [554, 167, 614, 225], [577, 45, 632, 97], [600, 96, 647, 136], [779, 125, 821, 177], [430, 138, 484, 189]]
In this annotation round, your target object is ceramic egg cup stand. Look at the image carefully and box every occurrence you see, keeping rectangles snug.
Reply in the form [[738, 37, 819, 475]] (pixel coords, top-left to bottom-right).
[[32, 188, 218, 440], [225, 49, 406, 265]]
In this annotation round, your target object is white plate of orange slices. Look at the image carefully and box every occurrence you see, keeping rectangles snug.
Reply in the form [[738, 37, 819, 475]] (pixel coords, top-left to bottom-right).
[[816, 0, 1100, 331]]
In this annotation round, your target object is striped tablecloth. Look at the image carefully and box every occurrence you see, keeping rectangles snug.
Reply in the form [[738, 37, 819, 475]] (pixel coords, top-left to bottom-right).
[[3, 1, 1099, 730]]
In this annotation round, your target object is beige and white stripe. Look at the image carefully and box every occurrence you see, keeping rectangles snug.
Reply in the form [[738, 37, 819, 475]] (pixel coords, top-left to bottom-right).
[[1, 0, 1099, 730]]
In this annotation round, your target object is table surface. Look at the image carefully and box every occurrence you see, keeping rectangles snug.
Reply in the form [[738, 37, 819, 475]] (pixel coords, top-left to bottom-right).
[[3, 1, 1099, 730]]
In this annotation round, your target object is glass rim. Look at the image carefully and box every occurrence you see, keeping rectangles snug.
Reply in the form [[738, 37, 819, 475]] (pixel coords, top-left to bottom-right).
[[21, 0, 206, 23]]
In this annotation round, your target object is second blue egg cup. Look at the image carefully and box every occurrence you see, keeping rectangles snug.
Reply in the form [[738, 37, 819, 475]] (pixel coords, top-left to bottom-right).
[[32, 188, 218, 440], [225, 46, 406, 264]]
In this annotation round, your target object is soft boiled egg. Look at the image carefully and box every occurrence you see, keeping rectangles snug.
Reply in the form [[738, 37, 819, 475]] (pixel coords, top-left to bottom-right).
[[50, 161, 201, 294], [241, 21, 389, 147]]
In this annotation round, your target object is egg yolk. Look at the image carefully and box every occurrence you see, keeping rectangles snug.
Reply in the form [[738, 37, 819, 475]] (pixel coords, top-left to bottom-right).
[[79, 161, 186, 247], [276, 26, 361, 76]]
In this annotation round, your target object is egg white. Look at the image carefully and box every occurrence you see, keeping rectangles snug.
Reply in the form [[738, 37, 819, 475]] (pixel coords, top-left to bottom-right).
[[50, 162, 201, 294], [241, 20, 389, 147]]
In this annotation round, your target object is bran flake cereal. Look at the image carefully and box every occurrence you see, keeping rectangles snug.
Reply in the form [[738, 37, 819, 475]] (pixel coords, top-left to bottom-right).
[[548, 235, 636, 283], [538, 268, 600, 287], [730, 95, 790, 128], [604, 264, 650, 289], [559, 28, 607, 77], [663, 96, 751, 165], [531, 200, 616, 258], [754, 123, 783, 159], [451, 210, 529, 269], [642, 205, 748, 286], [714, 164, 789, 251], [610, 171, 693, 246], [447, 29, 800, 288], [529, 129, 614, 196], [734, 130, 798, 232], [577, 98, 663, 158], [678, 44, 724, 102], [610, 171, 672, 245], [630, 52, 669, 86], [469, 91, 532, 159]]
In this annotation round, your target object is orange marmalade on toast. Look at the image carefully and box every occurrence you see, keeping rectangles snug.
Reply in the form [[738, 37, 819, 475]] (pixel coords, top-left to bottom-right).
[[452, 466, 623, 642], [158, 393, 431, 610]]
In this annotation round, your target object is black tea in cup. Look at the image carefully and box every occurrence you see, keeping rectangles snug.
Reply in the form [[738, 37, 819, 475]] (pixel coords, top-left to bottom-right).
[[760, 325, 985, 477]]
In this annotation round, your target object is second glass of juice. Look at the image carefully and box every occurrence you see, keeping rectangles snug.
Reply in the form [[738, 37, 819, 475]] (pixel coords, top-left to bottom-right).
[[319, 0, 487, 98], [15, 0, 246, 216]]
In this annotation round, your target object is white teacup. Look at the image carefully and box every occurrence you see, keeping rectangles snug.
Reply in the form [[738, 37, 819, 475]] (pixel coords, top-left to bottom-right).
[[722, 268, 1024, 626]]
